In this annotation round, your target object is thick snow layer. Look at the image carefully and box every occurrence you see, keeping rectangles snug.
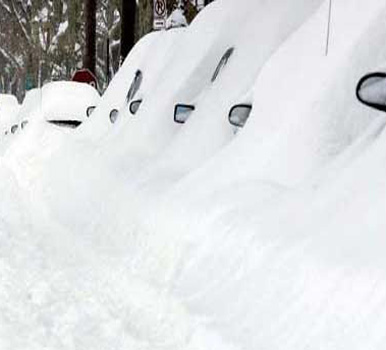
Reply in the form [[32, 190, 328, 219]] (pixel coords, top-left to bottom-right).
[[0, 94, 20, 134], [167, 8, 188, 29], [0, 94, 18, 107], [138, 1, 386, 349], [16, 88, 42, 123], [170, 0, 386, 201], [0, 89, 41, 153], [78, 29, 182, 141], [41, 81, 100, 122], [1, 0, 386, 349], [34, 0, 324, 239]]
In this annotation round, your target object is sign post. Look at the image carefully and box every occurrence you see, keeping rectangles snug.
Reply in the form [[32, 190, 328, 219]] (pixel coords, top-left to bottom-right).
[[153, 0, 167, 30]]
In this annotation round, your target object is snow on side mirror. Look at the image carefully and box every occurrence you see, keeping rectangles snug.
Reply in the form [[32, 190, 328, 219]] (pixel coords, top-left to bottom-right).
[[129, 100, 142, 115], [86, 105, 96, 117], [109, 109, 119, 124], [356, 72, 386, 112], [10, 124, 18, 134], [21, 120, 29, 129], [229, 104, 252, 128], [174, 104, 195, 124]]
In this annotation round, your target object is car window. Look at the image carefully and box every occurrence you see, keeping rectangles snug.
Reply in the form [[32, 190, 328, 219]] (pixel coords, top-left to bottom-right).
[[211, 47, 235, 83], [126, 70, 143, 102]]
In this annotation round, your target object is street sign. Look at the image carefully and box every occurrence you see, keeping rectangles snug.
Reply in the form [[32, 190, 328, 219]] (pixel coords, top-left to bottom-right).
[[72, 69, 98, 90], [153, 0, 167, 30]]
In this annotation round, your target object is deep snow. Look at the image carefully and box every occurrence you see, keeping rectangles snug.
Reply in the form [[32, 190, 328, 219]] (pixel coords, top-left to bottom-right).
[[1, 0, 386, 349]]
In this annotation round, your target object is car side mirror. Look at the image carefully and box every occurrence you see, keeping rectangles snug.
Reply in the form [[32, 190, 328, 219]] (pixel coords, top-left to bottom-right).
[[86, 105, 96, 117], [21, 120, 29, 129], [129, 100, 142, 115], [109, 109, 119, 124], [356, 72, 386, 112], [174, 104, 195, 124], [11, 124, 18, 134], [229, 104, 252, 128]]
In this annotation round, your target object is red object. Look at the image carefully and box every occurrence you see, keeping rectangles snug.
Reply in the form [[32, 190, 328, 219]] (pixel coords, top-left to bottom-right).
[[72, 69, 98, 89]]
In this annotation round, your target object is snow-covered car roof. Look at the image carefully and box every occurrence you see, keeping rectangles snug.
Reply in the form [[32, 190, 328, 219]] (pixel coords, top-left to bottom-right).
[[0, 94, 21, 134], [41, 81, 100, 127], [0, 94, 18, 106], [15, 88, 42, 123]]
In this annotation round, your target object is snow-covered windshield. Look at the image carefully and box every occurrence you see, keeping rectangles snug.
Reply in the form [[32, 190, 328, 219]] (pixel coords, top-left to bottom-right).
[[126, 70, 143, 102], [211, 47, 235, 82]]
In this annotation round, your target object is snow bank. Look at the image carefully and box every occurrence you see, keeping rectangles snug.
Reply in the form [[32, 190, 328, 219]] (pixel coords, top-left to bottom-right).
[[137, 1, 386, 349], [40, 0, 324, 239]]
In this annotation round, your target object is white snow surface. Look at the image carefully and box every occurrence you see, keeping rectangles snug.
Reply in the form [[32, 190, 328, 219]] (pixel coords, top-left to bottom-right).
[[41, 81, 100, 122], [0, 94, 20, 133], [1, 0, 386, 349], [167, 8, 188, 29]]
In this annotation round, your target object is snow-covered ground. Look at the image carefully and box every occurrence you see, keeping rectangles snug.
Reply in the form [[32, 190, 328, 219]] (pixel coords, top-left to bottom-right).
[[1, 0, 386, 349]]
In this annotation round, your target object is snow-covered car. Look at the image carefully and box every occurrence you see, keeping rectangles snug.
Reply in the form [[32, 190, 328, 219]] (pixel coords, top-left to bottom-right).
[[110, 69, 144, 123], [0, 94, 18, 113], [0, 94, 20, 134], [174, 47, 254, 129], [356, 71, 386, 112], [174, 47, 235, 124], [77, 29, 183, 141], [41, 81, 100, 129], [6, 88, 42, 136], [107, 28, 186, 125]]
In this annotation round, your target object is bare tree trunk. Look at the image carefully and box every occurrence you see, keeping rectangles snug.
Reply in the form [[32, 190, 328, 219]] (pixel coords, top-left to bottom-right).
[[120, 0, 137, 62], [84, 0, 97, 74]]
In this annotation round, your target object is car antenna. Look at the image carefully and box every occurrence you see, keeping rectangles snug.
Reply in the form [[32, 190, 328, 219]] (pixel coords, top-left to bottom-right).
[[325, 0, 333, 56]]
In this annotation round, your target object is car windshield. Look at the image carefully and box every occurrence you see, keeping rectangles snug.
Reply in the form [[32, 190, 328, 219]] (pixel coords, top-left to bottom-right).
[[211, 47, 235, 82], [126, 70, 143, 102]]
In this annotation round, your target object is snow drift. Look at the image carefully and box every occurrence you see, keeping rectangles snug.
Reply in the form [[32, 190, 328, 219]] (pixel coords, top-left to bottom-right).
[[1, 0, 386, 349]]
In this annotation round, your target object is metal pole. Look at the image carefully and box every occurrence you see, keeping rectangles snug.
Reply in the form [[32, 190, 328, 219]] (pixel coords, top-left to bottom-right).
[[325, 0, 332, 56], [106, 37, 110, 85]]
